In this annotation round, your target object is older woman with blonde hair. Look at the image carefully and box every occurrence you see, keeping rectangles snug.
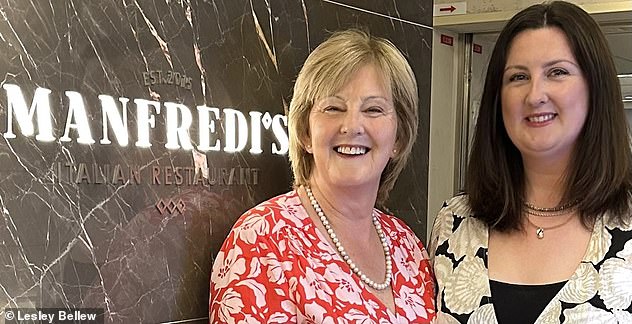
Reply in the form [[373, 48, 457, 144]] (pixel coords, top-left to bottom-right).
[[210, 29, 435, 323]]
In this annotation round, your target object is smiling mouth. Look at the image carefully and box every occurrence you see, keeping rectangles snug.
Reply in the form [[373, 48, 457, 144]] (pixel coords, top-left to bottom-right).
[[335, 146, 369, 155], [527, 113, 557, 123]]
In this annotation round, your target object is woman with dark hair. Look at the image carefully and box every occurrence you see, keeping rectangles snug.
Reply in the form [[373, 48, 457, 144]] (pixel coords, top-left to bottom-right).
[[430, 1, 632, 323]]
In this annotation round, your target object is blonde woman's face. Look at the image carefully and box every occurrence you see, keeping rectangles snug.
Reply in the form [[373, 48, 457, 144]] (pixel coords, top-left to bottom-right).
[[306, 64, 397, 191]]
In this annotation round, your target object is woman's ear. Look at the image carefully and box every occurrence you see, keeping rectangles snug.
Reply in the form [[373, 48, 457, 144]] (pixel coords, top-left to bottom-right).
[[390, 141, 399, 159], [302, 136, 313, 154]]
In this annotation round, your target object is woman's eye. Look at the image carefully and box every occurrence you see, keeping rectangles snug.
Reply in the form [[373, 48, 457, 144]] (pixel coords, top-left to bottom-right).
[[365, 106, 385, 114], [323, 106, 342, 112], [508, 73, 528, 82], [549, 68, 569, 77]]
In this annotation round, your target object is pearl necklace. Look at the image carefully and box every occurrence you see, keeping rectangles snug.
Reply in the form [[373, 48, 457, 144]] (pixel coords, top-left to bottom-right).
[[305, 186, 392, 290]]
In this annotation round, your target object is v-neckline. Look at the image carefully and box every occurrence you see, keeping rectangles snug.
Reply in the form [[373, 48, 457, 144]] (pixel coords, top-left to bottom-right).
[[483, 216, 601, 323], [293, 190, 401, 320]]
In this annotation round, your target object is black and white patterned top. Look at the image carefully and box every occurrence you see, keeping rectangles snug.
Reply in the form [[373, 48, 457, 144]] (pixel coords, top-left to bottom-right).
[[429, 194, 632, 323]]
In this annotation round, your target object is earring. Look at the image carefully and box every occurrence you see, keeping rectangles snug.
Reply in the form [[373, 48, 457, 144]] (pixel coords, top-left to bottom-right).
[[392, 149, 397, 154], [306, 144, 312, 153]]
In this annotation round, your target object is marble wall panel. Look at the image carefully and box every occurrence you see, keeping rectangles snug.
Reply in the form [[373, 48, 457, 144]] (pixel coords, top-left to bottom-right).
[[0, 0, 432, 322]]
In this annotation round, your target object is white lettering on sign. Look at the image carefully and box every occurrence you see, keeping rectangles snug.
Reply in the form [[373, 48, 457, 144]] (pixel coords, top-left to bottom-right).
[[2, 84, 289, 155]]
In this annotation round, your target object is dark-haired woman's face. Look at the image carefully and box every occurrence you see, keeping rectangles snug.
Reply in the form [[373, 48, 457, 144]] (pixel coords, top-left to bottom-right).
[[501, 27, 589, 164]]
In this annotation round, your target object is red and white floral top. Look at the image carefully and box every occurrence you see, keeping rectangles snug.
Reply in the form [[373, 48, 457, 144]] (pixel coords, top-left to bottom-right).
[[209, 190, 436, 323]]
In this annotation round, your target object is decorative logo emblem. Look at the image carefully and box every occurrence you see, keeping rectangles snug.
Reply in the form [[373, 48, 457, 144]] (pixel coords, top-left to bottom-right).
[[155, 199, 186, 215]]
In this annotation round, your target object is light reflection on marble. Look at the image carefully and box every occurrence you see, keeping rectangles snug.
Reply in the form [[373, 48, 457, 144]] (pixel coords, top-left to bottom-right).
[[0, 0, 432, 322]]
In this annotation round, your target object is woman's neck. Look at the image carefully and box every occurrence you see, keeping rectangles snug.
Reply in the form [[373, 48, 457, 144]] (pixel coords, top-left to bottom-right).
[[306, 177, 378, 223], [522, 156, 569, 206], [299, 183, 377, 246]]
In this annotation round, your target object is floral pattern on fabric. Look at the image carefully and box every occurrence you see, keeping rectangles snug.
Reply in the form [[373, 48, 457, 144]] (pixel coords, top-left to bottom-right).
[[430, 195, 632, 323], [210, 191, 436, 323]]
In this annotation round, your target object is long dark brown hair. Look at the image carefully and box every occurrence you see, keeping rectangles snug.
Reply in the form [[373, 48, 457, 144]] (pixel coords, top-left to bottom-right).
[[466, 1, 632, 231]]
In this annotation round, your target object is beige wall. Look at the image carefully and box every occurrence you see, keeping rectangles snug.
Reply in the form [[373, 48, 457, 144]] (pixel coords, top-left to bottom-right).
[[428, 29, 462, 239], [434, 0, 630, 14]]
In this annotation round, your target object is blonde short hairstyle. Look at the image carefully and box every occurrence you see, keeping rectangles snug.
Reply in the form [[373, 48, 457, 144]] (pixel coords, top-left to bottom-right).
[[288, 29, 419, 206]]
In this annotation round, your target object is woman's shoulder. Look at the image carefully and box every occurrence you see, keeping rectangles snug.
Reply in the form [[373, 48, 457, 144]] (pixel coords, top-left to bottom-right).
[[216, 190, 314, 262], [230, 190, 307, 235], [375, 209, 423, 240], [602, 196, 632, 231], [602, 209, 632, 242], [429, 193, 488, 256], [439, 193, 474, 219], [376, 209, 408, 229], [432, 193, 487, 234], [249, 190, 302, 210], [239, 190, 302, 217]]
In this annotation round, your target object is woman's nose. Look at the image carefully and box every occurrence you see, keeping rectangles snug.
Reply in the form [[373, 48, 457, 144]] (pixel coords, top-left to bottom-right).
[[339, 109, 365, 135], [525, 77, 549, 107]]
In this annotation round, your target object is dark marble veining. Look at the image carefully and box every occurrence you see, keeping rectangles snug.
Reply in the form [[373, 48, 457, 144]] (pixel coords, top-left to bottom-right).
[[0, 0, 432, 322]]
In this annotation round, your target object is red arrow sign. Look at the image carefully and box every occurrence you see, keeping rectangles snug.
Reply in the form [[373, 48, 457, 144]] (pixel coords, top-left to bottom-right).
[[440, 5, 457, 12]]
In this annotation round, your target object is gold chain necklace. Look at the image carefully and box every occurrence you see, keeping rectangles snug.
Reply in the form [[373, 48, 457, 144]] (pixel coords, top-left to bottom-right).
[[526, 214, 575, 239], [523, 201, 577, 238], [525, 208, 575, 217], [523, 200, 576, 213]]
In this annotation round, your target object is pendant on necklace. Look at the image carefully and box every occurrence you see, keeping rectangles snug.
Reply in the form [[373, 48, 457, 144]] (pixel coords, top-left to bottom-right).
[[536, 227, 544, 239]]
